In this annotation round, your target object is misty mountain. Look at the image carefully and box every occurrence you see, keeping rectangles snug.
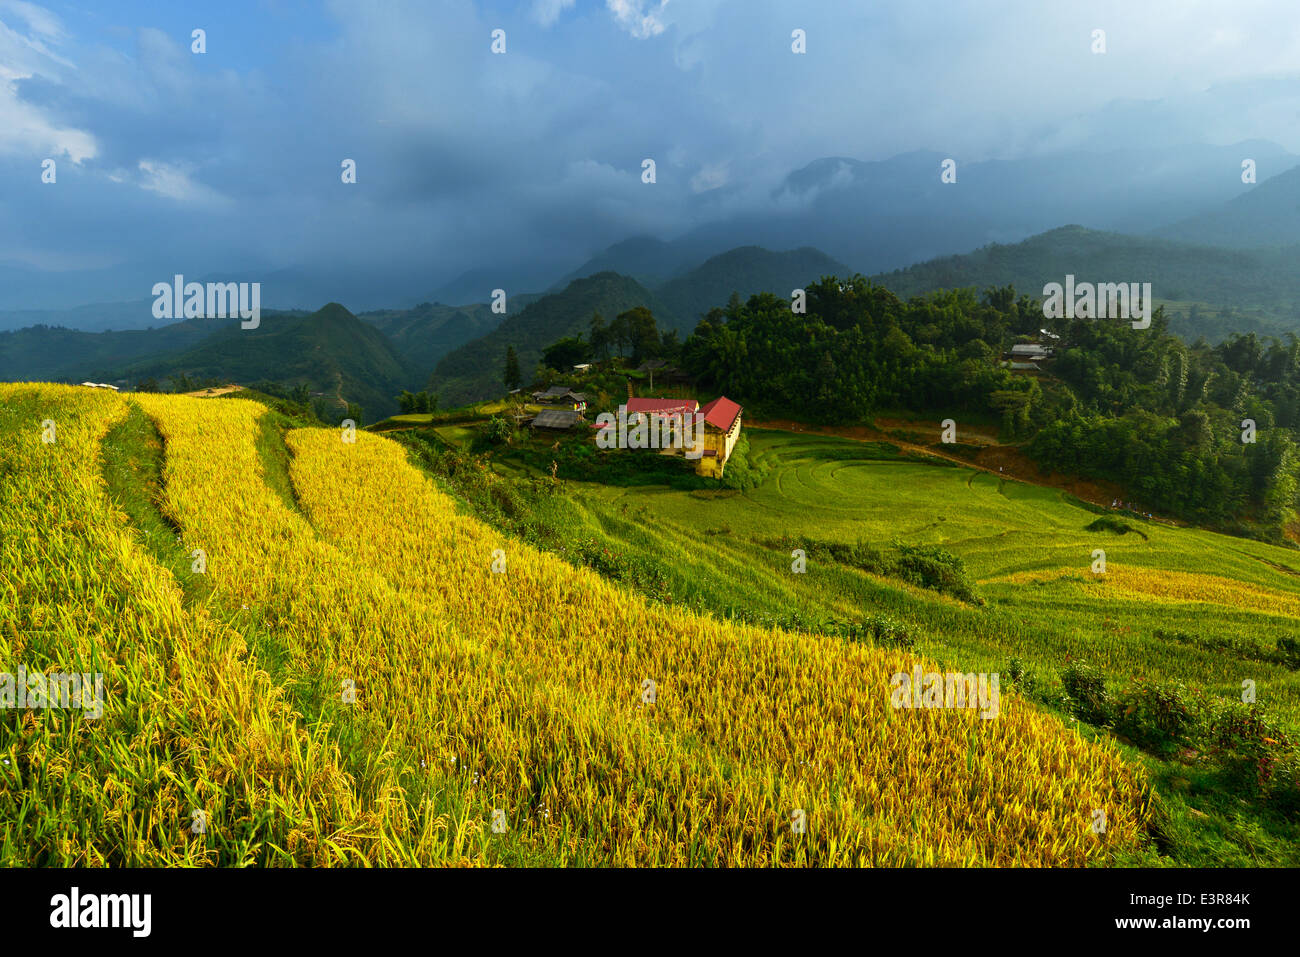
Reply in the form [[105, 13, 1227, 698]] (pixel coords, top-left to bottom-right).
[[871, 225, 1300, 340], [423, 262, 575, 308], [550, 235, 730, 290], [654, 245, 851, 332], [0, 313, 286, 383], [0, 298, 164, 334], [0, 261, 161, 313], [428, 272, 679, 406], [1153, 162, 1300, 248], [109, 303, 411, 418], [358, 301, 518, 379], [667, 143, 1298, 276]]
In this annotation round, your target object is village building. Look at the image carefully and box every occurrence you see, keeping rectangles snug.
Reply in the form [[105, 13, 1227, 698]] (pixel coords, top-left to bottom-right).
[[624, 396, 698, 426], [695, 396, 743, 478], [530, 409, 584, 430], [636, 358, 688, 388], [531, 386, 588, 412], [1007, 343, 1053, 361], [598, 395, 744, 478]]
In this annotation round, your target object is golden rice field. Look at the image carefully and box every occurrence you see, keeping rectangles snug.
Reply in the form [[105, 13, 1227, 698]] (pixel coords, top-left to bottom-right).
[[988, 566, 1300, 619], [1, 384, 1154, 865]]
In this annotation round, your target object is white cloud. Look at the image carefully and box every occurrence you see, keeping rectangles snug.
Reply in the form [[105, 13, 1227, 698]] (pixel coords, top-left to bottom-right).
[[690, 161, 729, 193], [606, 0, 669, 39], [136, 160, 226, 205], [0, 0, 63, 40], [0, 2, 95, 161], [531, 0, 576, 28]]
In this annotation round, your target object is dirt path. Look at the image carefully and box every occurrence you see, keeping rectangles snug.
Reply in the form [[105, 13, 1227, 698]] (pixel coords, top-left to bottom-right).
[[182, 384, 244, 397]]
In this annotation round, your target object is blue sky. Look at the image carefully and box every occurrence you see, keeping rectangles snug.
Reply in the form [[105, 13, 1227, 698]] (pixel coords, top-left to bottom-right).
[[3, 0, 1300, 307]]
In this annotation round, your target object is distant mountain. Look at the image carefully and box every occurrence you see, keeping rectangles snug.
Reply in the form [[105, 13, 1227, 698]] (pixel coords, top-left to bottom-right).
[[0, 298, 165, 334], [0, 261, 162, 312], [110, 303, 410, 418], [0, 313, 282, 383], [654, 245, 850, 332], [429, 272, 679, 406], [550, 235, 727, 290], [357, 300, 526, 379], [667, 143, 1299, 275], [1154, 163, 1300, 249], [422, 262, 572, 307], [870, 225, 1300, 341]]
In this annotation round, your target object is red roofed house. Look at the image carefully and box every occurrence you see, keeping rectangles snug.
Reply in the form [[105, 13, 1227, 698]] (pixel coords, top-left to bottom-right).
[[695, 396, 743, 478], [595, 395, 743, 478], [624, 397, 699, 420], [624, 397, 699, 455]]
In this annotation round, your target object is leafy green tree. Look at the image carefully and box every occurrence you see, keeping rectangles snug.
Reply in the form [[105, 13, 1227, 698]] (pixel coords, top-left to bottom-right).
[[503, 346, 521, 391], [621, 307, 660, 364], [588, 313, 609, 361], [608, 314, 629, 360], [542, 336, 590, 371]]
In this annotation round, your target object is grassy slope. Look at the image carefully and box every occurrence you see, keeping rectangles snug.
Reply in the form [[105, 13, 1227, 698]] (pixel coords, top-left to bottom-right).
[[447, 427, 1300, 864], [7, 388, 1153, 866]]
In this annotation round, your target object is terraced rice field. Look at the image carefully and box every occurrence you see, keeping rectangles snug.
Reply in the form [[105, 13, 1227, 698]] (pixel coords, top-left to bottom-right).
[[573, 429, 1300, 729], [0, 386, 1152, 865]]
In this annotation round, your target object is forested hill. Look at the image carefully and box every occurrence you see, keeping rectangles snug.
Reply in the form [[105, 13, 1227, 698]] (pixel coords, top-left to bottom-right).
[[654, 245, 850, 333], [870, 226, 1300, 340], [679, 277, 1300, 540], [110, 303, 410, 419], [428, 272, 680, 407]]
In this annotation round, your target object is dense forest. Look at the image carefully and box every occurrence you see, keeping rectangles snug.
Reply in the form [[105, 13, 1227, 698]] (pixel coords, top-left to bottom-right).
[[573, 276, 1300, 540]]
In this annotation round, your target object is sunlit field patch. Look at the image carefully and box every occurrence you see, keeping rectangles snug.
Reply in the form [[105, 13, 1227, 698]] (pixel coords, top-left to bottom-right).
[[987, 565, 1300, 619]]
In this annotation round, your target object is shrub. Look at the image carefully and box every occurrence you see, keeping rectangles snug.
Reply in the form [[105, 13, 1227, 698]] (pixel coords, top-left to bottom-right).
[[844, 614, 916, 650], [1085, 516, 1149, 540], [1113, 678, 1195, 756], [891, 542, 983, 605], [1003, 656, 1040, 696], [1277, 636, 1300, 670], [474, 415, 514, 449], [1061, 660, 1112, 726]]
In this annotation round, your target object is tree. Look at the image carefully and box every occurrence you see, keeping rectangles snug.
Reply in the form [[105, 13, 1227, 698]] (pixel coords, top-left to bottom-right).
[[608, 314, 630, 360], [589, 312, 609, 361], [477, 415, 513, 447], [542, 336, 589, 371], [503, 346, 521, 391], [659, 328, 681, 361], [397, 390, 416, 413], [621, 306, 660, 365]]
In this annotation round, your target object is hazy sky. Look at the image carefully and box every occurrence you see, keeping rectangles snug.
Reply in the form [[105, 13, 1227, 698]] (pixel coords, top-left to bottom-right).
[[3, 0, 1300, 301]]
